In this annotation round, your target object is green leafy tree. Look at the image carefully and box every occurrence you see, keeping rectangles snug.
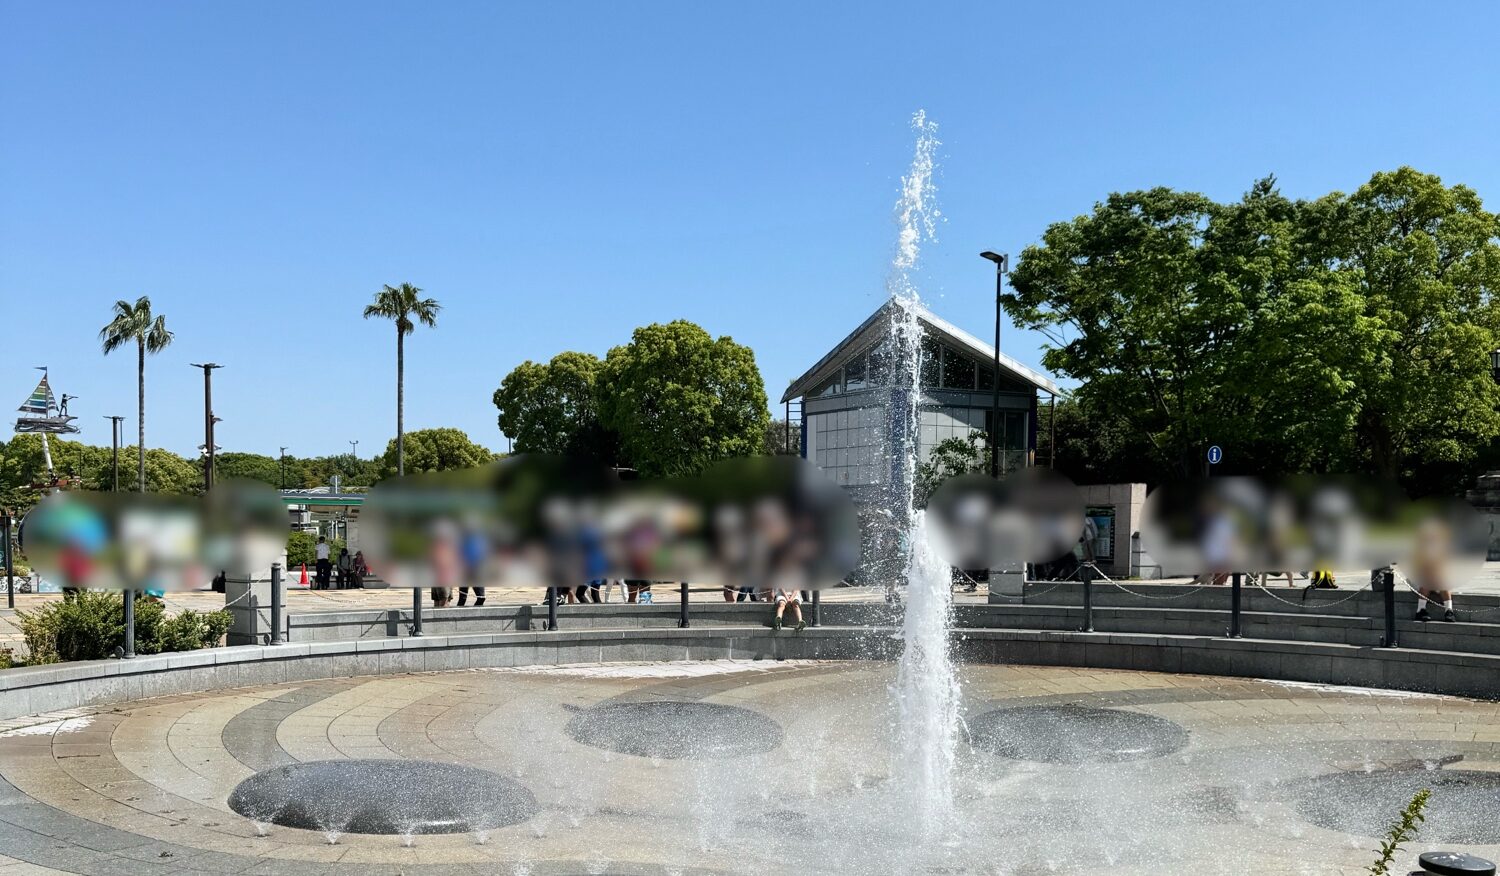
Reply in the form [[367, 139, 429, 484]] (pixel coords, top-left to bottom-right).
[[1007, 169, 1500, 490], [379, 427, 493, 477], [363, 283, 440, 477], [493, 351, 619, 461], [99, 296, 173, 491], [914, 433, 988, 505], [1038, 397, 1167, 486], [1335, 168, 1500, 480], [764, 418, 802, 456], [213, 452, 282, 487], [596, 320, 770, 478], [121, 447, 202, 494]]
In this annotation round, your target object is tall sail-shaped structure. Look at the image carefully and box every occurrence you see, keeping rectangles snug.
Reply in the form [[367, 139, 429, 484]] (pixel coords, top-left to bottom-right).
[[14, 368, 80, 482]]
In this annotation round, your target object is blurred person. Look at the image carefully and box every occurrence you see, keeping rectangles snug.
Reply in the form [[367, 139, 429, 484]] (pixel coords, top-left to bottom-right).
[[314, 536, 332, 589], [1191, 495, 1236, 586], [429, 521, 459, 608], [351, 550, 368, 588], [457, 523, 488, 607], [576, 518, 605, 604], [713, 505, 748, 603], [1412, 518, 1456, 623], [335, 547, 352, 589]]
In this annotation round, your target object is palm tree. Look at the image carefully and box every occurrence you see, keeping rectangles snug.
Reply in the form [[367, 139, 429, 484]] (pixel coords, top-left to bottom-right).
[[363, 283, 440, 476], [99, 296, 173, 491]]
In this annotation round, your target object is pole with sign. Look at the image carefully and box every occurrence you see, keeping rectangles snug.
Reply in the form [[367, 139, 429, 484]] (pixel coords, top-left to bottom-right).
[[1205, 445, 1223, 478]]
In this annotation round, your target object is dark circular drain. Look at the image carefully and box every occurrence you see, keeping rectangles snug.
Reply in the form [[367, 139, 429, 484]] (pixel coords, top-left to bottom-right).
[[227, 759, 536, 835], [1287, 769, 1500, 844], [966, 705, 1189, 764], [566, 701, 783, 759]]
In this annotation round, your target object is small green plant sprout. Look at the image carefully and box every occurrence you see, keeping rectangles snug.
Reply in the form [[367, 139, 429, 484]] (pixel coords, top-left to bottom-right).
[[1368, 787, 1431, 876]]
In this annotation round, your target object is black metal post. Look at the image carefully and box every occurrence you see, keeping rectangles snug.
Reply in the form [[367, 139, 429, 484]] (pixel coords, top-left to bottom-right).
[[279, 446, 287, 490], [546, 585, 558, 631], [991, 259, 1005, 477], [810, 588, 821, 627], [1229, 572, 1243, 638], [270, 563, 284, 645], [3, 512, 13, 610], [191, 364, 221, 492], [679, 582, 689, 628], [1080, 565, 1094, 632], [106, 416, 123, 492], [411, 587, 424, 637], [122, 590, 135, 658], [1382, 567, 1398, 648]]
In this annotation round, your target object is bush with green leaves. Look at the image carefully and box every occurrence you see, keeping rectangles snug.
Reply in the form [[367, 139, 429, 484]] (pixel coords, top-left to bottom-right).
[[15, 592, 229, 664], [151, 609, 232, 652], [285, 531, 344, 569]]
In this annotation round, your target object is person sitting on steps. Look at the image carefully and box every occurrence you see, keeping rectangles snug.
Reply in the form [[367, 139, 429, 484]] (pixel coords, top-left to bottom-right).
[[772, 586, 805, 631]]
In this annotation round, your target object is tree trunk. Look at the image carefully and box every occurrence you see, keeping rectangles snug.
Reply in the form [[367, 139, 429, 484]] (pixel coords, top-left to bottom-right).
[[396, 328, 404, 477], [137, 339, 146, 492]]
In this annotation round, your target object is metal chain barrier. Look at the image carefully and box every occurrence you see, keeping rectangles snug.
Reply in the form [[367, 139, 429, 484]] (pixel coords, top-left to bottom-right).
[[950, 568, 1064, 601], [1394, 573, 1500, 617], [1110, 582, 1212, 603], [1249, 578, 1372, 609]]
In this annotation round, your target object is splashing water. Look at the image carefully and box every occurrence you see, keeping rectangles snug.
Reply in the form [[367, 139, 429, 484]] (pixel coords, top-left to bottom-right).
[[884, 110, 962, 840]]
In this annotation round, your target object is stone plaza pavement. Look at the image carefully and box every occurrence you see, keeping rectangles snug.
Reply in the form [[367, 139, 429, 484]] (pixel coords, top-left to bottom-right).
[[2, 660, 1499, 874]]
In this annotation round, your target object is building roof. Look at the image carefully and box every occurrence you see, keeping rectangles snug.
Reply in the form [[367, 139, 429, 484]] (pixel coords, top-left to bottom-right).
[[779, 298, 1060, 403]]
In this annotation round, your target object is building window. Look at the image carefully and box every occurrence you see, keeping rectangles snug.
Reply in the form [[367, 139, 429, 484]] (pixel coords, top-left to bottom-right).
[[942, 350, 976, 390], [867, 340, 891, 385], [978, 365, 995, 391], [919, 337, 941, 388], [812, 372, 841, 398], [844, 353, 868, 391]]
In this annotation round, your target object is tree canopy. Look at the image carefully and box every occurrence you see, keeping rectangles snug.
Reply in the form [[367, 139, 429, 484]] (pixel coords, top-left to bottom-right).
[[492, 351, 618, 462], [1007, 168, 1500, 492], [379, 427, 494, 477], [595, 320, 770, 478]]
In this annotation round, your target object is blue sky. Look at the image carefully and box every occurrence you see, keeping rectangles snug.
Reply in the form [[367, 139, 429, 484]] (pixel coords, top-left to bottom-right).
[[3, 1, 1498, 462]]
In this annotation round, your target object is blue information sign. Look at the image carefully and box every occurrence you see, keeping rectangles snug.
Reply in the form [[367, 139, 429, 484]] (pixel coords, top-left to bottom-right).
[[1207, 445, 1223, 465]]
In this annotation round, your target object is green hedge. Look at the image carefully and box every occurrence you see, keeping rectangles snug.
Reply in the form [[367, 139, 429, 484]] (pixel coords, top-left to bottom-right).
[[16, 592, 231, 665]]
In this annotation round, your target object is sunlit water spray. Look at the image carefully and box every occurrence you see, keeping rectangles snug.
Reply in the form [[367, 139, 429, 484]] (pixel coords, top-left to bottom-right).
[[884, 110, 963, 840]]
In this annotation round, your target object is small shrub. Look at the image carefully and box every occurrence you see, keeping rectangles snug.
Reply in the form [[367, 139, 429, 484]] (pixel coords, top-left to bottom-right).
[[152, 609, 232, 653], [1368, 787, 1430, 876], [17, 601, 64, 664], [16, 591, 214, 663], [286, 531, 343, 568], [0, 648, 13, 670]]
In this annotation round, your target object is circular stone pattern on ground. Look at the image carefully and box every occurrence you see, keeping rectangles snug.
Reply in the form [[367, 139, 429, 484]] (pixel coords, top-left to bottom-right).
[[565, 701, 783, 759], [227, 759, 537, 835], [966, 704, 1190, 764], [1287, 768, 1500, 844]]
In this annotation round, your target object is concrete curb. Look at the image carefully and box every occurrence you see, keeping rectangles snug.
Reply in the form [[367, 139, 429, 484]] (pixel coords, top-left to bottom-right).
[[3, 623, 1498, 721]]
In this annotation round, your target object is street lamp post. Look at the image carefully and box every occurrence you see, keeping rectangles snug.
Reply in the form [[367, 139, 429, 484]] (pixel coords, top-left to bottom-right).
[[349, 439, 359, 460], [190, 363, 222, 491], [980, 251, 1009, 478], [279, 446, 288, 490], [105, 416, 124, 492], [1490, 349, 1500, 384]]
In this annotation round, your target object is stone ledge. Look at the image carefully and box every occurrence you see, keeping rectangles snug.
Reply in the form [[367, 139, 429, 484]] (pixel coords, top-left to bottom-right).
[[4, 623, 1499, 721]]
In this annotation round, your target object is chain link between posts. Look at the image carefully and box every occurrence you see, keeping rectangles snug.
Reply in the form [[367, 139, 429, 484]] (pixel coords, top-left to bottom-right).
[[950, 568, 1064, 601]]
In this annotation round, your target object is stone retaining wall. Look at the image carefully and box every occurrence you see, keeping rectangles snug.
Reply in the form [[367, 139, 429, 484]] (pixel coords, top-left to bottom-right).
[[4, 622, 1498, 722]]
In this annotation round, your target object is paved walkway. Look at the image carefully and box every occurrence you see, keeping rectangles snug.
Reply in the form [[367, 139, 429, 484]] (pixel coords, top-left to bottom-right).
[[1, 661, 1495, 874]]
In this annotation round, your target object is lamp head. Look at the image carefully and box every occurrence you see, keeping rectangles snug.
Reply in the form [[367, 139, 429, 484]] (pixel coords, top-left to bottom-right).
[[979, 251, 1009, 272]]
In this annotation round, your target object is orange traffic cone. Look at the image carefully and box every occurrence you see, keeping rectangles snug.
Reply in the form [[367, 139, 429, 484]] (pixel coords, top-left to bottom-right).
[[300, 563, 309, 586]]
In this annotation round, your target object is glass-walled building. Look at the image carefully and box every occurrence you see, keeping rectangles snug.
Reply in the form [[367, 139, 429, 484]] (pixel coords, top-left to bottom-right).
[[781, 299, 1060, 504]]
